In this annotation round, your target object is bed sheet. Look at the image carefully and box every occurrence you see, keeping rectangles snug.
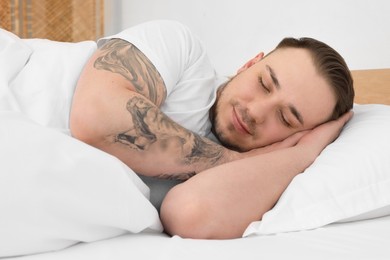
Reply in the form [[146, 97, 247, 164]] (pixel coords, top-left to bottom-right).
[[7, 215, 390, 260]]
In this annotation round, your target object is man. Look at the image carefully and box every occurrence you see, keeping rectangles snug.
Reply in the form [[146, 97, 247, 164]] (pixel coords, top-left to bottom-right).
[[70, 20, 354, 239]]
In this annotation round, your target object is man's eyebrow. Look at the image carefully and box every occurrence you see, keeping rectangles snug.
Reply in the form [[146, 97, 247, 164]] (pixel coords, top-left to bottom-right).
[[266, 65, 280, 90], [266, 64, 304, 126]]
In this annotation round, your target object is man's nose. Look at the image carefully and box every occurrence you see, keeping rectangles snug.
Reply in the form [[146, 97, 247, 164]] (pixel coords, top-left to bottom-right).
[[249, 99, 276, 125]]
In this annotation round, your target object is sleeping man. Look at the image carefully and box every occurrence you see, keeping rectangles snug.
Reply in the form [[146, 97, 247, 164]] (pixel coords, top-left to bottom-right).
[[69, 20, 354, 239]]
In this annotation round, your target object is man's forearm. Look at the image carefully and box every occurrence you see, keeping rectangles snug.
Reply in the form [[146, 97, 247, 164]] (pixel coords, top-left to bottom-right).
[[160, 111, 353, 239], [100, 93, 238, 180]]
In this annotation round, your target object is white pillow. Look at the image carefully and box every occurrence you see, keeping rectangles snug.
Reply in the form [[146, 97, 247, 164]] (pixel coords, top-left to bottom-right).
[[0, 29, 31, 83], [0, 111, 162, 258], [244, 104, 390, 236], [0, 29, 32, 112], [0, 29, 96, 131], [10, 38, 97, 131]]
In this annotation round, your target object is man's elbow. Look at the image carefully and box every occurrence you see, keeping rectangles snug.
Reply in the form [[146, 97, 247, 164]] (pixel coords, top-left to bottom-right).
[[160, 189, 211, 239], [160, 185, 242, 240]]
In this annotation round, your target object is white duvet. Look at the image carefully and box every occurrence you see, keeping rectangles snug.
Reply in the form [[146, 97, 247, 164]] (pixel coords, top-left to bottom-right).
[[0, 29, 162, 258]]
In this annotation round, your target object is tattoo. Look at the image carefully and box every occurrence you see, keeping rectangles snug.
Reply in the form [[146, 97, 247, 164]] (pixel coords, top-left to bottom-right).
[[94, 39, 166, 106], [95, 40, 224, 180], [114, 96, 225, 179], [184, 134, 225, 165], [115, 96, 184, 150]]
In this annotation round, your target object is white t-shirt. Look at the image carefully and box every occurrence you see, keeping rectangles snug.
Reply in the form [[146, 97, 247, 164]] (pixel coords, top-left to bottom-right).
[[98, 20, 224, 138], [98, 20, 227, 209]]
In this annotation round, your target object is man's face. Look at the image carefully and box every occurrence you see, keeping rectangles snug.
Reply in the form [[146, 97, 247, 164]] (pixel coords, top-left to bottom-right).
[[211, 47, 337, 151]]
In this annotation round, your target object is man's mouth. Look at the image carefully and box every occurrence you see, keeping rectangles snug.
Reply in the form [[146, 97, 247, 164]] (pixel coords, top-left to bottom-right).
[[232, 106, 252, 135]]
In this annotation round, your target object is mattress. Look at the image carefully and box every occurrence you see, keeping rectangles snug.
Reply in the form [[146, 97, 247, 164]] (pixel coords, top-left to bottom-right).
[[7, 215, 390, 260]]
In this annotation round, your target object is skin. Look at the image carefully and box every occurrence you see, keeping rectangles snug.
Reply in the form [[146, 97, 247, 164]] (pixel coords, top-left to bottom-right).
[[70, 38, 352, 239], [161, 112, 352, 239], [211, 48, 336, 151]]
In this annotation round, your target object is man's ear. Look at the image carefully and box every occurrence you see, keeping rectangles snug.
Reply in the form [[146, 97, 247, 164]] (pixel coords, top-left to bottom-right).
[[237, 52, 264, 74]]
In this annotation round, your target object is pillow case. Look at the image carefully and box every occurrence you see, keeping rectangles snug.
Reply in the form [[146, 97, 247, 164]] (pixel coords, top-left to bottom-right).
[[244, 104, 390, 236], [10, 37, 96, 131], [0, 29, 96, 131], [0, 29, 32, 112], [0, 111, 162, 258], [0, 29, 31, 83]]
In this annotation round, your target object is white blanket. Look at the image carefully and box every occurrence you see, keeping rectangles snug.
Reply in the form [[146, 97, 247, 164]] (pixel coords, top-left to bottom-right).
[[0, 29, 162, 258]]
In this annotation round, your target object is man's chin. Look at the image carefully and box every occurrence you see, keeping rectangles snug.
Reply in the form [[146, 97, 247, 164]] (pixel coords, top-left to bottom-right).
[[217, 137, 249, 152], [211, 127, 246, 152]]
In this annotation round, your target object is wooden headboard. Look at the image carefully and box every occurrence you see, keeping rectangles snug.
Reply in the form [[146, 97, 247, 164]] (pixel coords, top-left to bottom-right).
[[0, 0, 104, 42], [351, 69, 390, 105]]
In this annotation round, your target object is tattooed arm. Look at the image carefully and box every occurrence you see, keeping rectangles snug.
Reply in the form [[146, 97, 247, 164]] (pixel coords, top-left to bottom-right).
[[70, 39, 239, 180]]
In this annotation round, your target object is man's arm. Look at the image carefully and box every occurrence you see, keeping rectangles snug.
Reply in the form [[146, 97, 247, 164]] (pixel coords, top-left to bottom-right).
[[70, 39, 240, 179], [160, 111, 353, 239]]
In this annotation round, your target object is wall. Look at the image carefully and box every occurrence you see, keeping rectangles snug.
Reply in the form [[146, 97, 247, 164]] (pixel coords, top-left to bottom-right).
[[105, 0, 390, 76]]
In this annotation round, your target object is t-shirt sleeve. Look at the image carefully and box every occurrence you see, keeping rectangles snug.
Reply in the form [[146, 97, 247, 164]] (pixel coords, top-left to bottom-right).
[[97, 20, 213, 97], [97, 20, 219, 136]]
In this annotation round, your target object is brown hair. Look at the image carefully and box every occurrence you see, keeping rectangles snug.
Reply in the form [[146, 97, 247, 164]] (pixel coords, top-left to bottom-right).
[[275, 37, 354, 120]]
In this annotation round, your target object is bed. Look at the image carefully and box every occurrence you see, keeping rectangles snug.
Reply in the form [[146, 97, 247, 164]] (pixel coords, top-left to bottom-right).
[[1, 27, 390, 260]]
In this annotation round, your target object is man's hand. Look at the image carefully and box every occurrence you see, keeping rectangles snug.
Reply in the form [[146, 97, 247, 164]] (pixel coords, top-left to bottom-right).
[[296, 111, 353, 158], [242, 131, 309, 156], [239, 110, 353, 159]]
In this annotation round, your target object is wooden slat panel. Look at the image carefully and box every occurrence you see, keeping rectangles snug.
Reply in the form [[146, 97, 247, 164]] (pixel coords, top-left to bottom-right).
[[0, 0, 104, 42], [352, 69, 390, 105], [0, 0, 12, 32]]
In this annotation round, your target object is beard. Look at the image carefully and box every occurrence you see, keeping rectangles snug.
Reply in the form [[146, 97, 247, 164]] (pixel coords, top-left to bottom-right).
[[209, 79, 245, 152]]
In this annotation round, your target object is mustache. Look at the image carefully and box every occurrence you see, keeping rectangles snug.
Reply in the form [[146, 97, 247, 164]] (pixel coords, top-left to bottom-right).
[[234, 103, 256, 134]]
